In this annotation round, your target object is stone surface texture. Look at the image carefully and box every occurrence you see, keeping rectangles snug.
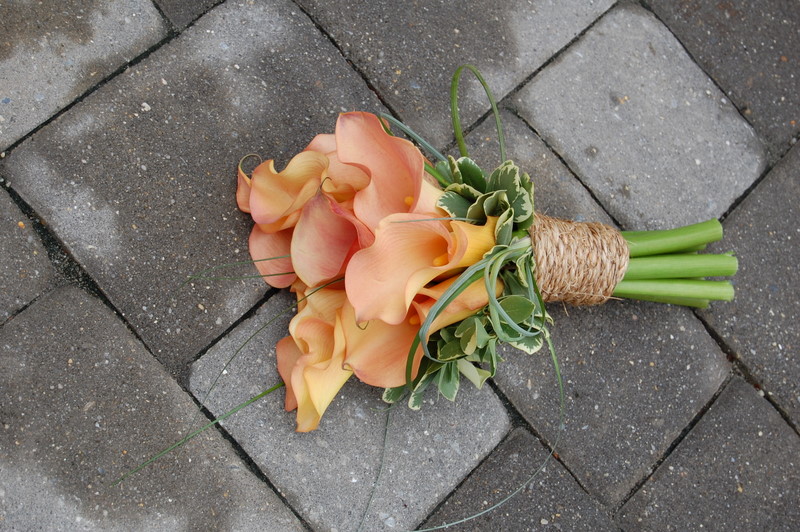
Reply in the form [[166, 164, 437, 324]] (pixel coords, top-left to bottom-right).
[[647, 0, 800, 161], [190, 291, 511, 531], [297, 0, 615, 147], [0, 189, 57, 322], [619, 377, 800, 530], [700, 142, 800, 424], [460, 109, 616, 225], [514, 4, 766, 230], [153, 0, 220, 29], [0, 286, 302, 531], [424, 428, 617, 531], [0, 0, 167, 150], [1, 0, 797, 529], [2, 0, 382, 378], [494, 301, 730, 506]]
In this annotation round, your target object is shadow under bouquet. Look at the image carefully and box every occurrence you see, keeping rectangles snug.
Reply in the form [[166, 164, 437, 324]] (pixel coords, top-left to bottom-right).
[[236, 68, 737, 432]]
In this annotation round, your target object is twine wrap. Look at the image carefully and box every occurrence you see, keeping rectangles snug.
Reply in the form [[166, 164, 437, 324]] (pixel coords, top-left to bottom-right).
[[530, 214, 629, 306]]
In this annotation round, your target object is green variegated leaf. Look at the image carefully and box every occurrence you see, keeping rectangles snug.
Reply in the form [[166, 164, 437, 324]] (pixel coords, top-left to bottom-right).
[[438, 191, 471, 219], [457, 358, 492, 389], [448, 155, 463, 184], [438, 339, 465, 361], [436, 361, 460, 401], [456, 157, 487, 192], [499, 295, 537, 323], [408, 371, 437, 410], [487, 160, 519, 193], [435, 160, 454, 184], [510, 333, 544, 354], [382, 386, 406, 404], [494, 208, 514, 246]]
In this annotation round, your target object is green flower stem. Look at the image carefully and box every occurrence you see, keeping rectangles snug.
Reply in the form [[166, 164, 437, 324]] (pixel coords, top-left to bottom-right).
[[613, 279, 734, 303], [613, 293, 711, 308], [623, 219, 723, 257], [623, 253, 738, 280]]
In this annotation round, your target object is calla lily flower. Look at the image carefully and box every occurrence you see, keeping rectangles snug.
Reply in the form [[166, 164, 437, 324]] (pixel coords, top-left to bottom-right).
[[247, 151, 329, 232], [336, 112, 444, 229], [339, 300, 424, 388], [276, 287, 353, 432], [248, 225, 296, 288], [341, 274, 501, 388], [345, 215, 499, 325], [291, 193, 373, 287]]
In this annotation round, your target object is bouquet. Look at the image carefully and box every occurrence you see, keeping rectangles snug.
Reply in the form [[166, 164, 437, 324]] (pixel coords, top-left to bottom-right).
[[235, 67, 737, 432]]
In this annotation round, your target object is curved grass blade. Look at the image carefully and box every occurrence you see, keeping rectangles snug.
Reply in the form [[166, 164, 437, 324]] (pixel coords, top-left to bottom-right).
[[450, 64, 507, 162], [415, 335, 566, 530], [378, 112, 447, 164], [114, 382, 284, 485]]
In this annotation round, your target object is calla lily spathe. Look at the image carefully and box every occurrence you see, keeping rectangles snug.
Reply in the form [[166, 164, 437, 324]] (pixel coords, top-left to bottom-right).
[[345, 215, 499, 325]]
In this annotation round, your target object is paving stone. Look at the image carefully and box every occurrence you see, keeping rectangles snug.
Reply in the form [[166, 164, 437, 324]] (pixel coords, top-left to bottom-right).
[[647, 0, 800, 161], [618, 377, 800, 530], [423, 428, 617, 531], [0, 189, 57, 322], [699, 142, 800, 424], [153, 0, 219, 29], [493, 301, 730, 507], [0, 285, 302, 531], [514, 4, 766, 230], [190, 290, 511, 532], [297, 0, 615, 148], [0, 0, 167, 151], [460, 108, 615, 224], [2, 0, 382, 379]]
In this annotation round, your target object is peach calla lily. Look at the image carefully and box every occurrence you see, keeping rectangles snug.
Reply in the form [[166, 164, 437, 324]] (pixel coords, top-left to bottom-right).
[[276, 287, 353, 432], [247, 151, 329, 232], [345, 215, 499, 325], [336, 112, 444, 229], [248, 226, 296, 288]]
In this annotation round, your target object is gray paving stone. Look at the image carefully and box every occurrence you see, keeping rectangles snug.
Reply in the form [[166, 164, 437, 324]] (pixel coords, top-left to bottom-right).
[[494, 301, 730, 507], [0, 285, 302, 531], [153, 0, 218, 29], [0, 189, 57, 322], [459, 108, 615, 224], [298, 0, 615, 148], [2, 0, 382, 379], [647, 0, 800, 161], [514, 4, 766, 230], [700, 142, 800, 425], [190, 290, 511, 532], [423, 428, 617, 531], [618, 377, 800, 531], [0, 0, 167, 151]]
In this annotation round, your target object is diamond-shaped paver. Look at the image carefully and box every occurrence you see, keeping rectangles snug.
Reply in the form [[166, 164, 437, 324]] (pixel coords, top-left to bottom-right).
[[514, 4, 766, 230], [647, 0, 800, 161], [458, 109, 615, 224], [0, 189, 57, 322], [2, 0, 382, 379], [619, 377, 800, 530], [0, 0, 167, 150], [494, 301, 730, 507], [700, 142, 800, 424], [0, 285, 302, 530], [297, 0, 615, 147], [190, 290, 511, 531], [423, 428, 617, 530]]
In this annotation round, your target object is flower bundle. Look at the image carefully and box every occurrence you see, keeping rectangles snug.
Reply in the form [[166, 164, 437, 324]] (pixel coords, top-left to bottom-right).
[[236, 74, 736, 432]]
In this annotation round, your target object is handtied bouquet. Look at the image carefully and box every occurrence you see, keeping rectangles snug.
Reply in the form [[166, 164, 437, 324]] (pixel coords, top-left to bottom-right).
[[236, 68, 737, 432]]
